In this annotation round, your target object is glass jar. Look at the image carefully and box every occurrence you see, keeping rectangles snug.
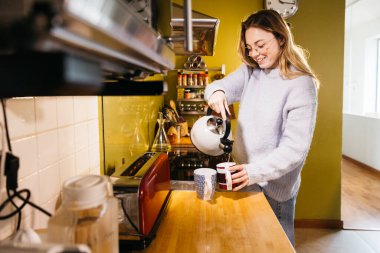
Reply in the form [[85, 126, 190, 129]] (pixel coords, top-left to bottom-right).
[[47, 175, 119, 253], [184, 89, 191, 99]]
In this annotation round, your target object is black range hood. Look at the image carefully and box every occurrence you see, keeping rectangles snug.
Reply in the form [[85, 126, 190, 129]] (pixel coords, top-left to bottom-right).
[[0, 0, 175, 97]]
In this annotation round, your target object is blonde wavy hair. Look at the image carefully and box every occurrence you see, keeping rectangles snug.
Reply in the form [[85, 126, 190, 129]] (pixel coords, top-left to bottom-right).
[[238, 10, 319, 89]]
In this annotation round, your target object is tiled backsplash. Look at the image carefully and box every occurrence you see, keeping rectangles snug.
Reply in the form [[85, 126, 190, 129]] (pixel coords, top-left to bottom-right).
[[0, 96, 100, 240]]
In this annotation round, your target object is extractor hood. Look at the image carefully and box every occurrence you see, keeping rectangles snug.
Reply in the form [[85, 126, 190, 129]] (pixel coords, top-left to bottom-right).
[[0, 0, 175, 97], [170, 3, 220, 56]]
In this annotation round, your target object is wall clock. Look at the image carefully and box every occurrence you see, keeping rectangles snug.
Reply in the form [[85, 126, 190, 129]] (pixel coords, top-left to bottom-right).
[[264, 0, 299, 19]]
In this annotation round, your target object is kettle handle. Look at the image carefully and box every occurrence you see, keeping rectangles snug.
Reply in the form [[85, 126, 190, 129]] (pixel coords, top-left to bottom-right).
[[206, 107, 231, 143]]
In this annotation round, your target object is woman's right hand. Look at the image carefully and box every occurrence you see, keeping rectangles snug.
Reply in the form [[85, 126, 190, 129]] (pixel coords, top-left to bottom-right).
[[208, 90, 230, 120]]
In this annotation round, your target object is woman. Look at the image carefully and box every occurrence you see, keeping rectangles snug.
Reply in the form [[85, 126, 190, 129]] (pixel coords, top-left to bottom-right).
[[205, 10, 319, 246]]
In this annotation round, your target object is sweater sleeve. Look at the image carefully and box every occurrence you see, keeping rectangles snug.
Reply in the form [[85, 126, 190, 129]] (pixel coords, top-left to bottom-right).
[[245, 78, 318, 185], [204, 64, 250, 104]]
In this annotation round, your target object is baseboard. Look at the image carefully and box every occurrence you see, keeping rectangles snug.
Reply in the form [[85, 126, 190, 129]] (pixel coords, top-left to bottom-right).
[[295, 219, 343, 229], [342, 155, 380, 173]]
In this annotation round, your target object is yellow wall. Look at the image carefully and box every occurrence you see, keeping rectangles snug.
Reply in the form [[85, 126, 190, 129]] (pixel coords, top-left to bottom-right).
[[171, 0, 344, 220], [100, 96, 164, 175]]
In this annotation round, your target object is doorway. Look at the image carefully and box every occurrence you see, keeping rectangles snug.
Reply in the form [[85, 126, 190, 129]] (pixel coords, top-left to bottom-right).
[[342, 0, 380, 230]]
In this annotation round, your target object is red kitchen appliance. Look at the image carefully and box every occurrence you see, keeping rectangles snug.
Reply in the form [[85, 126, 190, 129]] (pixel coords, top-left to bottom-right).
[[111, 152, 171, 250]]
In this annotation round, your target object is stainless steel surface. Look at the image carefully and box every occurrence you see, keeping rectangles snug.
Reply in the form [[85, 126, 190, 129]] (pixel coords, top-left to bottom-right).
[[171, 3, 219, 56], [0, 0, 175, 96], [183, 0, 193, 52], [54, 0, 175, 73]]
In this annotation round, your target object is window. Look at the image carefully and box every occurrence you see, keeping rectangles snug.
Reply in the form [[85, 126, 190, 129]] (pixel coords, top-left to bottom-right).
[[377, 38, 380, 112]]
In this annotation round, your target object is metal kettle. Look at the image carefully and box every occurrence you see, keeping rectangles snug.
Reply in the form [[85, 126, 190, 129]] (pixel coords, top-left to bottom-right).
[[190, 108, 233, 156]]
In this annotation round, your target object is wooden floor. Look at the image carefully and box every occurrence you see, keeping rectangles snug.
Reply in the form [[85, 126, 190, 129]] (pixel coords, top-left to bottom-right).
[[295, 228, 380, 253], [341, 157, 380, 229], [294, 157, 380, 252]]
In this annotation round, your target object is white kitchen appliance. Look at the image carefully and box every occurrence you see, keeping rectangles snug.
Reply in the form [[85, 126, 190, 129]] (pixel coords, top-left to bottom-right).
[[190, 108, 233, 156]]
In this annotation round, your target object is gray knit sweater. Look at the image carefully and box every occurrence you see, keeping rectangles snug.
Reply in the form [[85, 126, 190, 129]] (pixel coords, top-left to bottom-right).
[[204, 64, 318, 201]]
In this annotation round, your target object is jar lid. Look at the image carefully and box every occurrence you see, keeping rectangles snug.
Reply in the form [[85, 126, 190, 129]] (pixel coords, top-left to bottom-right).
[[62, 175, 108, 210]]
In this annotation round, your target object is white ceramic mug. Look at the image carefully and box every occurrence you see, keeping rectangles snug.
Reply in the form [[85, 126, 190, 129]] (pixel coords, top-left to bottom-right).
[[216, 162, 236, 190], [194, 168, 216, 200]]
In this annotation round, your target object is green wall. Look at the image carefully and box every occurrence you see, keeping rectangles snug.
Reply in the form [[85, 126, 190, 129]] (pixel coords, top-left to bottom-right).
[[172, 0, 344, 220]]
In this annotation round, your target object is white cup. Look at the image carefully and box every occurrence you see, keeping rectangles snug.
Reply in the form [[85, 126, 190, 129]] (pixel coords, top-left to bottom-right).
[[194, 168, 216, 200], [216, 162, 236, 190]]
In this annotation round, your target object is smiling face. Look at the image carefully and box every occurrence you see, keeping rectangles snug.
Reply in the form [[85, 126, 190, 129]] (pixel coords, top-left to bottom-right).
[[245, 27, 283, 69]]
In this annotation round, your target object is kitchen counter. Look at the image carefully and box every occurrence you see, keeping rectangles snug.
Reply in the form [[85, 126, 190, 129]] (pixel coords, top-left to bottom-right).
[[137, 191, 295, 253]]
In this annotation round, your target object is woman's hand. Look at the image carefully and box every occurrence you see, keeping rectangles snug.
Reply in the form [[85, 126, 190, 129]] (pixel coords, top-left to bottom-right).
[[208, 90, 230, 120], [230, 164, 249, 191]]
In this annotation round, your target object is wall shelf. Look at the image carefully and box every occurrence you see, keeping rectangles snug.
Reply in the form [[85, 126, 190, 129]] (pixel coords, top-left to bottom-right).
[[177, 85, 206, 89], [181, 111, 206, 115], [177, 98, 205, 102]]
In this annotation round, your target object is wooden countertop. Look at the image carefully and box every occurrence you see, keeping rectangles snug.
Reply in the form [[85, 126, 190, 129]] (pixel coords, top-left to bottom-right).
[[139, 191, 295, 253]]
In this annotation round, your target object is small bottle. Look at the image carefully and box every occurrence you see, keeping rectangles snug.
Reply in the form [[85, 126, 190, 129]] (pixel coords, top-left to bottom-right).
[[177, 87, 184, 99], [182, 74, 187, 86], [177, 71, 182, 86], [188, 73, 193, 86], [184, 89, 191, 99], [47, 175, 119, 253], [193, 74, 198, 86], [204, 73, 209, 85], [198, 73, 204, 86]]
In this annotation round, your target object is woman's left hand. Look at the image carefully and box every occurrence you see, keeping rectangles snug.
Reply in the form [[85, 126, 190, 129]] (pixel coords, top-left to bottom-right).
[[229, 164, 249, 191]]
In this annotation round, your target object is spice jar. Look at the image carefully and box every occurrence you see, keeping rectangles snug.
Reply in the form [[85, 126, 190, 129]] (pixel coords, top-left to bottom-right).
[[182, 74, 187, 86], [184, 89, 191, 99], [177, 71, 182, 86]]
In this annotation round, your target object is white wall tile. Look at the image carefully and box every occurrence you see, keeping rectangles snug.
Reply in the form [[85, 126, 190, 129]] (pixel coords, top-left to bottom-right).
[[89, 143, 100, 170], [38, 164, 60, 204], [73, 96, 88, 123], [12, 136, 38, 179], [38, 199, 57, 229], [0, 216, 14, 239], [75, 122, 88, 152], [76, 148, 90, 175], [18, 172, 40, 218], [20, 213, 39, 230], [59, 155, 76, 187], [88, 119, 100, 145], [87, 97, 99, 119], [58, 126, 75, 159], [90, 166, 101, 175], [6, 98, 36, 139], [37, 130, 59, 169], [57, 96, 74, 127], [0, 96, 101, 238], [35, 97, 57, 132]]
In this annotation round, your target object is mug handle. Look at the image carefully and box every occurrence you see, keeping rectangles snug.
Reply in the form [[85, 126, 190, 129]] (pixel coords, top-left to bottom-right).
[[204, 176, 212, 200], [225, 169, 232, 190]]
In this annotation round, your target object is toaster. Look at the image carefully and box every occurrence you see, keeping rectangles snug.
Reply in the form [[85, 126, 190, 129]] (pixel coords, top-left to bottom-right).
[[111, 152, 171, 250]]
